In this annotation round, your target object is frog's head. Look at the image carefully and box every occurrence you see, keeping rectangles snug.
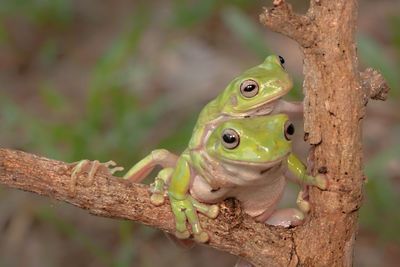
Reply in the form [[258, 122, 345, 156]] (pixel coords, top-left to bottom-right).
[[216, 55, 292, 116], [206, 114, 294, 165]]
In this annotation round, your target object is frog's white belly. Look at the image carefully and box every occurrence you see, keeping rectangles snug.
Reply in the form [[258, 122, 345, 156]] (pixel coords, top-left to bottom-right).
[[190, 159, 287, 219]]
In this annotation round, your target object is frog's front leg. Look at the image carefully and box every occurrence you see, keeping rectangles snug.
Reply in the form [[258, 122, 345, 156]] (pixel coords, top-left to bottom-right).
[[124, 149, 179, 183], [272, 99, 304, 114], [287, 152, 327, 212], [69, 160, 124, 196], [169, 157, 218, 243], [149, 167, 174, 206], [287, 152, 327, 189]]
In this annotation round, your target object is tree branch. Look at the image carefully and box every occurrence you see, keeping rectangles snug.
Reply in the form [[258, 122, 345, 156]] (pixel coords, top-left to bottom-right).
[[1, 1, 391, 266], [361, 67, 391, 103], [259, 0, 317, 48], [0, 148, 294, 267], [260, 0, 390, 266]]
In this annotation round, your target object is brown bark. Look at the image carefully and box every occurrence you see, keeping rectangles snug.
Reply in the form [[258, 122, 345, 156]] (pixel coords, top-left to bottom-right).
[[0, 1, 390, 266], [0, 148, 295, 266], [261, 0, 389, 266]]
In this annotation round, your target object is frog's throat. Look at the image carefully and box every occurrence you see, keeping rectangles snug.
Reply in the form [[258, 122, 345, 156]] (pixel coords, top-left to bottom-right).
[[197, 151, 290, 189]]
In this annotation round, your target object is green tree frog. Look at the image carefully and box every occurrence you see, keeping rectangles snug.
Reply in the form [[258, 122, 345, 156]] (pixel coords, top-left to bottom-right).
[[123, 55, 300, 184], [124, 114, 326, 243], [120, 55, 308, 241], [69, 55, 320, 242]]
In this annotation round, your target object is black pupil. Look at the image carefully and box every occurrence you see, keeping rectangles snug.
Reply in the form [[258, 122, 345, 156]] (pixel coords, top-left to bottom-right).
[[223, 133, 236, 144], [279, 55, 285, 65], [244, 84, 255, 92], [286, 124, 295, 135]]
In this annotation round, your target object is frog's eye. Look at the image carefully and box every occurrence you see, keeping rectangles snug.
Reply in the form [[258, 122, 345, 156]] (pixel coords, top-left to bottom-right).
[[278, 55, 285, 66], [240, 79, 259, 98], [221, 128, 240, 149], [284, 120, 295, 141]]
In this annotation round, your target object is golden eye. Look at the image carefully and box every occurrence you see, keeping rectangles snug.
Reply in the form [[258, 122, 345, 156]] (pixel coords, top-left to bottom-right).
[[221, 128, 240, 149], [240, 79, 259, 98], [284, 120, 295, 141]]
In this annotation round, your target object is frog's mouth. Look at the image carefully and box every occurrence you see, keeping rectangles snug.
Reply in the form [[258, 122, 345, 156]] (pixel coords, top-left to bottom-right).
[[246, 100, 278, 117], [260, 161, 283, 174], [219, 152, 289, 170], [239, 95, 287, 118], [234, 78, 293, 117]]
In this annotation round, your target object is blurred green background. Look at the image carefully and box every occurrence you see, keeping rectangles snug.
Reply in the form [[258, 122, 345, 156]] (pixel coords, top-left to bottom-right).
[[0, 0, 399, 266]]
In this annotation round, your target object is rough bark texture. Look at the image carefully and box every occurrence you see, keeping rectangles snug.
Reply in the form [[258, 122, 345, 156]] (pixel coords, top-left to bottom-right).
[[261, 0, 389, 266], [0, 1, 390, 266], [0, 148, 295, 267]]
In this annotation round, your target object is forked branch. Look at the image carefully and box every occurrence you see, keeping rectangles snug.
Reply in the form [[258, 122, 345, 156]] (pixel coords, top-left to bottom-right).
[[259, 0, 317, 47]]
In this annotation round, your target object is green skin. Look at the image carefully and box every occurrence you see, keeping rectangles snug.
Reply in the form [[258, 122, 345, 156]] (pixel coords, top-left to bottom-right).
[[125, 115, 326, 243], [122, 56, 315, 242], [73, 56, 314, 242], [124, 55, 297, 187]]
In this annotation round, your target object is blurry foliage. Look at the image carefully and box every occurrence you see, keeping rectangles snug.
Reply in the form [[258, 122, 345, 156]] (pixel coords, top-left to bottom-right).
[[357, 13, 400, 243], [0, 0, 399, 265], [0, 0, 73, 29], [35, 207, 115, 266]]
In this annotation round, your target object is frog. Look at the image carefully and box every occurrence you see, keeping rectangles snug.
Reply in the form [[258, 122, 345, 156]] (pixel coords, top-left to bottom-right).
[[69, 55, 297, 193], [122, 55, 301, 187], [127, 114, 326, 243], [68, 55, 313, 242]]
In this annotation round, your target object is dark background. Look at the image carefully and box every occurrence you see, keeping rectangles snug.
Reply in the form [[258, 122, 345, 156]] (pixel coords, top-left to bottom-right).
[[0, 0, 399, 266]]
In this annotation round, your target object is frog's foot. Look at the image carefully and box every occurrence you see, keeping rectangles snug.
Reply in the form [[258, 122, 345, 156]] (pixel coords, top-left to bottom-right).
[[69, 160, 124, 196], [149, 168, 174, 206], [171, 195, 219, 243], [302, 173, 328, 190], [305, 148, 328, 190], [265, 208, 305, 227], [315, 173, 328, 190], [149, 178, 168, 206], [296, 187, 310, 213]]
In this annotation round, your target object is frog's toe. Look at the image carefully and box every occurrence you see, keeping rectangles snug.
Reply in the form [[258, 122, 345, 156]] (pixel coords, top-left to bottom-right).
[[194, 231, 209, 243], [150, 193, 165, 206], [315, 174, 328, 190], [297, 197, 310, 214], [207, 205, 219, 218], [101, 160, 124, 175], [70, 159, 90, 196], [296, 189, 310, 213], [175, 229, 190, 239], [69, 159, 123, 196]]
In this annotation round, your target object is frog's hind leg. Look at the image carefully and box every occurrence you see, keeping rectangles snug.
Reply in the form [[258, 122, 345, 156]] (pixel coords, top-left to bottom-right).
[[296, 186, 311, 214], [124, 149, 179, 183], [69, 160, 123, 196]]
